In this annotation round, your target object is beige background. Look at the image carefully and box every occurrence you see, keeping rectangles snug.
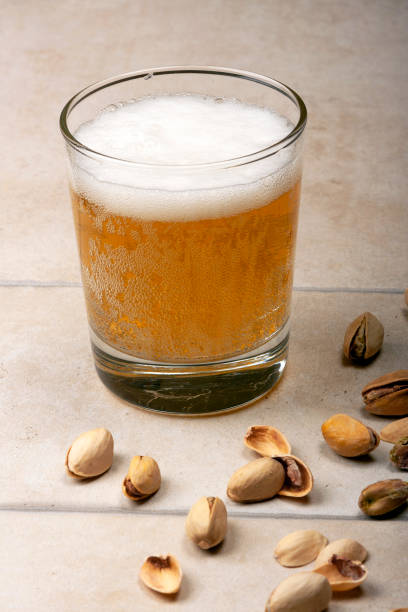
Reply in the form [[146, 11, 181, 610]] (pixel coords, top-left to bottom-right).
[[1, 1, 407, 610]]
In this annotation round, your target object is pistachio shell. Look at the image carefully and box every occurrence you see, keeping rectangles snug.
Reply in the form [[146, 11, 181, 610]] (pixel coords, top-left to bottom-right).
[[227, 457, 285, 503], [274, 529, 328, 567], [362, 370, 408, 416], [185, 496, 227, 549], [265, 572, 331, 612], [343, 311, 384, 361], [405, 288, 408, 306], [275, 455, 313, 497], [321, 413, 379, 457], [244, 425, 291, 457], [314, 555, 367, 591], [381, 417, 408, 444], [139, 555, 182, 594], [65, 427, 113, 479], [390, 436, 408, 470], [389, 608, 408, 612], [122, 456, 161, 501], [358, 479, 408, 516], [315, 538, 367, 567]]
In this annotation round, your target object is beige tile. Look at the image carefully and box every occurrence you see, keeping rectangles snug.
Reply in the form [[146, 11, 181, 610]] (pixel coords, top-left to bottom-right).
[[1, 287, 407, 518], [0, 511, 406, 611], [1, 0, 407, 287]]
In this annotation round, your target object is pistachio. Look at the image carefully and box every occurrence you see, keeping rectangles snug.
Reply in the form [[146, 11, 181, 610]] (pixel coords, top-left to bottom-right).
[[265, 572, 331, 612], [314, 554, 367, 591], [227, 457, 285, 503], [244, 425, 291, 456], [65, 427, 113, 479], [358, 478, 408, 516], [321, 413, 379, 457], [362, 370, 408, 416], [390, 436, 408, 470], [343, 311, 384, 362], [381, 417, 408, 444], [139, 555, 182, 594], [122, 456, 161, 501], [275, 455, 313, 497], [274, 529, 327, 567], [185, 496, 227, 549], [315, 538, 367, 567], [405, 288, 408, 306], [389, 609, 408, 612]]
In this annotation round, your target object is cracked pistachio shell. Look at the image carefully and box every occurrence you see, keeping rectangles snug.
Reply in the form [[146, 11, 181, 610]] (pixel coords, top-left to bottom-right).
[[122, 456, 161, 501], [65, 427, 113, 479], [358, 479, 408, 516], [244, 425, 291, 457], [140, 555, 182, 594], [265, 572, 331, 612], [314, 555, 367, 591], [380, 417, 408, 444], [343, 311, 384, 362], [227, 457, 285, 503], [321, 413, 379, 457], [390, 436, 408, 470], [275, 455, 313, 497], [315, 538, 367, 567], [362, 370, 408, 416], [274, 529, 328, 567], [185, 496, 227, 549]]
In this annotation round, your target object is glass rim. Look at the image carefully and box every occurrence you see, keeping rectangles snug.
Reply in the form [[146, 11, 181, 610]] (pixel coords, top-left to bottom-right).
[[59, 65, 307, 170]]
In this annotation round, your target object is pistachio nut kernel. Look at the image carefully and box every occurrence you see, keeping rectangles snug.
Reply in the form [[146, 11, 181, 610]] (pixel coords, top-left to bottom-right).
[[315, 538, 367, 567], [275, 455, 313, 497], [265, 572, 331, 612], [390, 436, 408, 470], [358, 478, 408, 516], [321, 413, 379, 457], [122, 456, 161, 501], [139, 555, 182, 594], [381, 417, 408, 444], [314, 554, 367, 592], [244, 425, 291, 457], [227, 457, 285, 503], [185, 496, 227, 549], [65, 427, 114, 479], [362, 370, 408, 416], [343, 311, 384, 362], [274, 529, 328, 568]]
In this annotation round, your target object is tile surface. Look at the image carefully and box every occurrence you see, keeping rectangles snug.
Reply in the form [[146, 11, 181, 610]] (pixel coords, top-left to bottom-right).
[[0, 512, 406, 612], [1, 0, 407, 287], [1, 287, 407, 519]]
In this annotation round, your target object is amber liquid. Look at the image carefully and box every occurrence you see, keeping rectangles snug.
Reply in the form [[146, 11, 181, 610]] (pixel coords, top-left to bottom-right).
[[71, 181, 300, 362]]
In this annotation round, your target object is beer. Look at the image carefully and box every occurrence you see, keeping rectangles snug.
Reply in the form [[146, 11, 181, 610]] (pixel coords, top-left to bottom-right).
[[69, 94, 301, 363]]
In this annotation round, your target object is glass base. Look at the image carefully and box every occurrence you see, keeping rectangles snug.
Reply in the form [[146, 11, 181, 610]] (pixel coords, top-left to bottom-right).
[[91, 332, 288, 416]]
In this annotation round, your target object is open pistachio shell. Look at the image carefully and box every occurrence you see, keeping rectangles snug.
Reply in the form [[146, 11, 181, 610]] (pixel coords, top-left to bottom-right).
[[274, 529, 328, 567], [227, 457, 285, 503], [321, 413, 379, 457], [315, 538, 367, 567], [314, 554, 367, 591], [343, 311, 384, 362], [185, 496, 227, 549], [122, 456, 161, 501], [140, 555, 182, 594], [275, 455, 313, 497], [265, 572, 331, 612], [244, 425, 291, 457], [65, 427, 114, 479], [362, 370, 408, 416], [381, 417, 408, 444]]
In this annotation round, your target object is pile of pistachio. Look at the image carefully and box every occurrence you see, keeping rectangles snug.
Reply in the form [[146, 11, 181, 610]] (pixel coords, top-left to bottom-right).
[[321, 309, 408, 518]]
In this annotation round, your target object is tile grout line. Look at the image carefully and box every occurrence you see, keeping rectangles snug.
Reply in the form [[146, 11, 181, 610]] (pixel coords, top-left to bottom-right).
[[0, 280, 405, 294], [1, 505, 406, 521]]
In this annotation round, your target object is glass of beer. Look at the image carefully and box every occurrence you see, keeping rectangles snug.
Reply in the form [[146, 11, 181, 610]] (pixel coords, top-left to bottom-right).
[[60, 67, 307, 415]]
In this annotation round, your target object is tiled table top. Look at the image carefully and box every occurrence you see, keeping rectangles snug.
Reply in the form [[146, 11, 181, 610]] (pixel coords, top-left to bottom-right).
[[1, 1, 407, 610]]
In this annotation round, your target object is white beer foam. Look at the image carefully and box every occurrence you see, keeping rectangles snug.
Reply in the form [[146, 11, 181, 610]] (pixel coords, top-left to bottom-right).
[[71, 94, 300, 221]]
